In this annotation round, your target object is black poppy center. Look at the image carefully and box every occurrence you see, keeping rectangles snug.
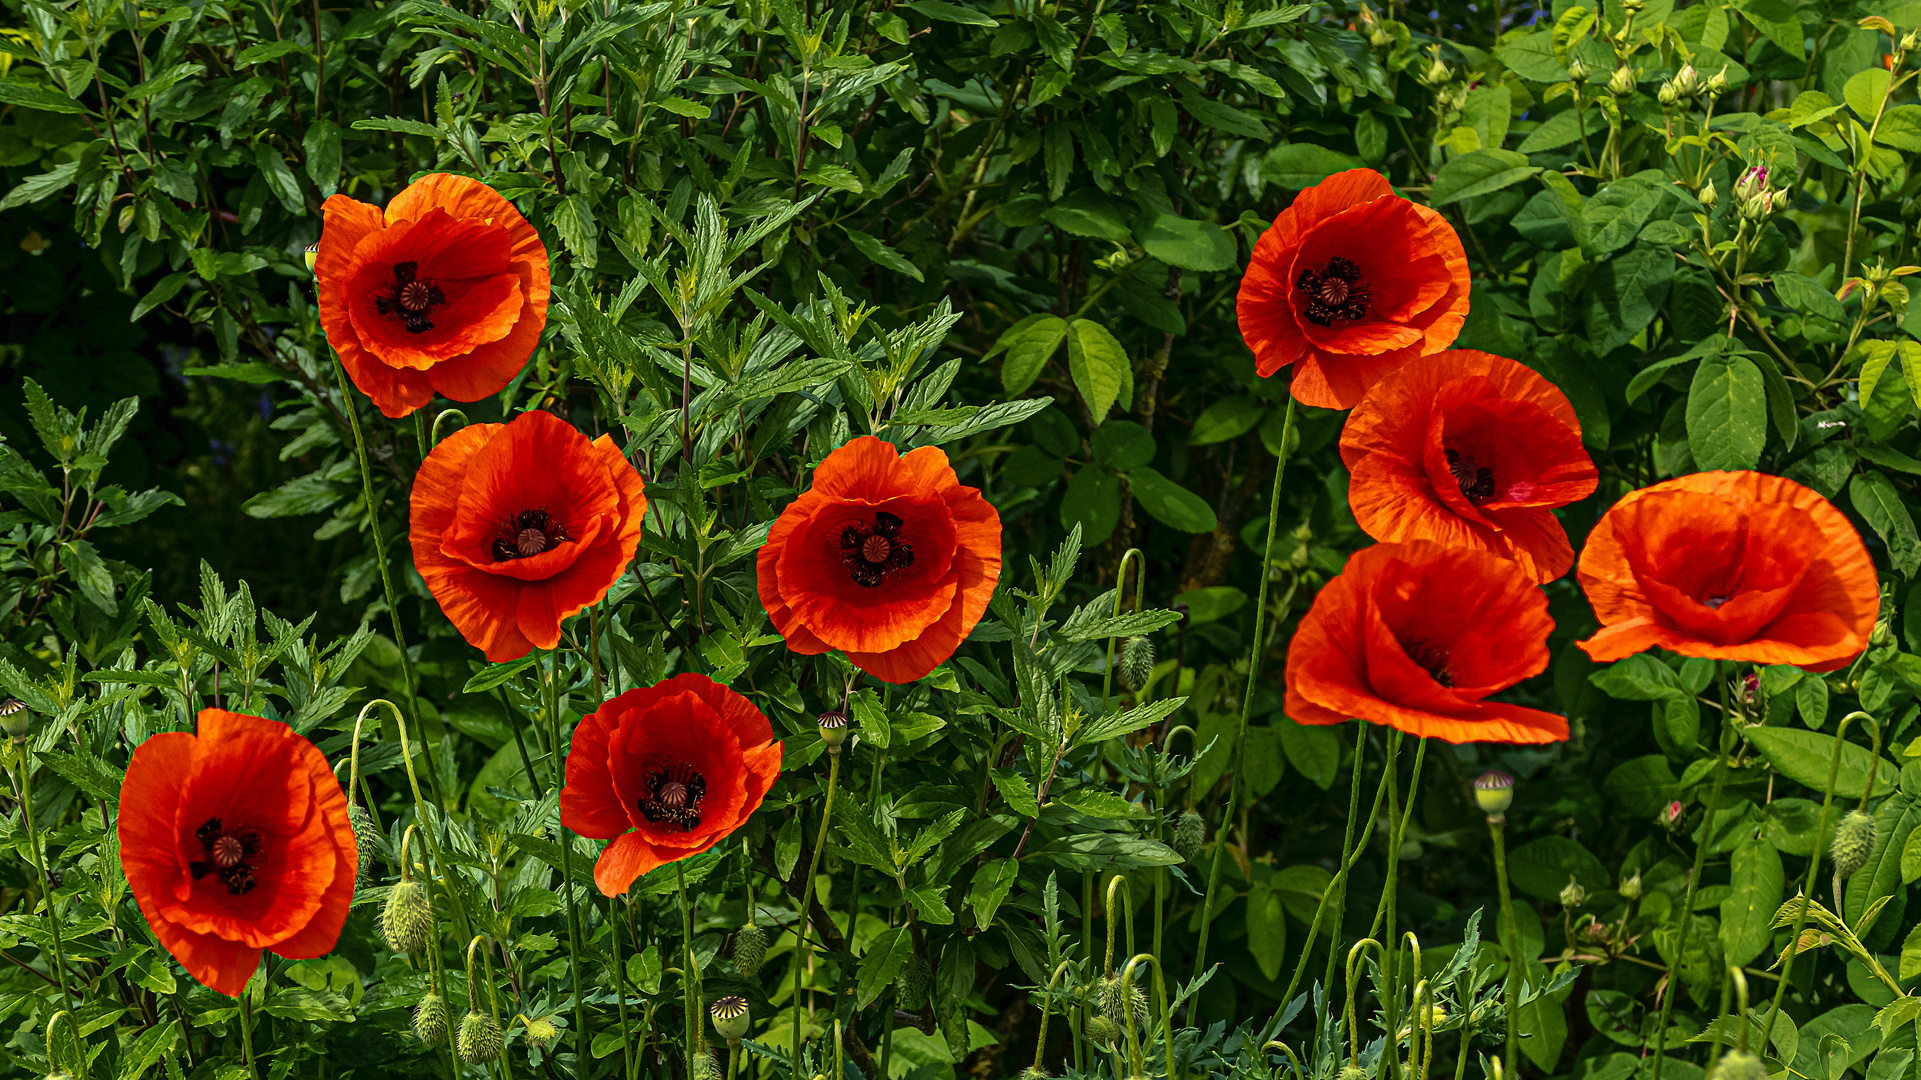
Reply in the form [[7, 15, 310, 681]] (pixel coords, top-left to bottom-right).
[[1400, 638, 1455, 688], [1295, 256, 1371, 327], [840, 511, 916, 588], [1703, 594, 1731, 610], [638, 762, 706, 832], [493, 509, 568, 562], [1443, 448, 1496, 505], [190, 817, 262, 896], [373, 261, 448, 334]]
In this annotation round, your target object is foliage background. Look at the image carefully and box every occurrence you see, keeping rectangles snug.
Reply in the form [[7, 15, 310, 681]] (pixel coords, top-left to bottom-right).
[[1, 0, 1919, 1076]]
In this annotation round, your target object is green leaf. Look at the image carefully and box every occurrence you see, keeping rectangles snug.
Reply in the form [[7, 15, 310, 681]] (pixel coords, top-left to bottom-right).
[[967, 859, 1021, 930], [1128, 466, 1217, 532], [1851, 470, 1921, 577], [302, 119, 342, 196], [1135, 212, 1236, 272], [1507, 836, 1609, 900], [1731, 0, 1801, 57], [1245, 883, 1288, 980], [1581, 179, 1666, 255], [1261, 144, 1366, 189], [857, 927, 915, 1008], [1773, 272, 1846, 322], [1844, 68, 1891, 123], [1686, 353, 1767, 471], [1188, 395, 1265, 446], [1066, 318, 1128, 420], [1496, 30, 1567, 81], [1430, 149, 1540, 204], [990, 314, 1069, 395], [1043, 191, 1133, 242], [1796, 675, 1829, 729], [1274, 719, 1340, 789], [1060, 466, 1122, 546], [1091, 420, 1155, 469], [841, 227, 924, 281], [1583, 243, 1673, 355], [1720, 836, 1783, 967], [0, 76, 88, 114], [903, 0, 999, 25], [1027, 833, 1182, 870], [253, 143, 307, 216], [1744, 725, 1895, 801], [1876, 104, 1921, 152]]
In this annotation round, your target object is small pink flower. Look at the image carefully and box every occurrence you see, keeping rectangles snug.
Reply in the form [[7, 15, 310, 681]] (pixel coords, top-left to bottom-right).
[[1659, 800, 1686, 829]]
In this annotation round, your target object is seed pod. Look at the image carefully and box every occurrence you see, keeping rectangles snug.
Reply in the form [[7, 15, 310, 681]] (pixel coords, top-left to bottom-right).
[[734, 922, 769, 978], [457, 1010, 503, 1064], [0, 698, 29, 741], [413, 992, 449, 1045], [817, 710, 850, 751], [1097, 974, 1150, 1036], [382, 879, 435, 954], [1473, 770, 1514, 818], [525, 1015, 560, 1052], [1170, 811, 1205, 862], [899, 954, 932, 1012], [1832, 809, 1878, 881], [711, 996, 751, 1042], [1711, 1050, 1769, 1080], [1121, 636, 1155, 691], [347, 804, 378, 886]]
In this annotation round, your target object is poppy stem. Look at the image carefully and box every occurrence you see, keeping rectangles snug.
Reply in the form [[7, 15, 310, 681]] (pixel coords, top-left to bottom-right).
[[1287, 720, 1375, 1011], [678, 860, 702, 1080], [544, 656, 593, 1063], [1192, 394, 1296, 985], [794, 747, 842, 1071], [240, 982, 259, 1076], [1098, 547, 1146, 712], [1488, 808, 1520, 1080], [611, 892, 636, 1080], [13, 752, 73, 1008]]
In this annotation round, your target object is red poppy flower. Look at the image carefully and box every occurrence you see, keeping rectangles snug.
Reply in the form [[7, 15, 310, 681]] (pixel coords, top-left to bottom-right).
[[1285, 541, 1565, 744], [757, 436, 1002, 683], [1576, 471, 1878, 670], [411, 409, 647, 662], [117, 709, 357, 997], [1340, 349, 1598, 583], [1236, 169, 1470, 410], [561, 673, 783, 895], [317, 173, 551, 419]]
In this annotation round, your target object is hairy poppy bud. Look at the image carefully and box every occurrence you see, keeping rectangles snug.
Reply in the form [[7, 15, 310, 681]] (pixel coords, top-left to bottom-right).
[[1171, 810, 1205, 862], [1121, 636, 1156, 691], [1085, 1016, 1119, 1048], [899, 954, 932, 1012], [382, 879, 435, 953], [1712, 1050, 1769, 1080], [525, 1016, 560, 1051], [1608, 65, 1636, 96], [347, 804, 378, 886], [1832, 810, 1878, 880], [1098, 974, 1150, 1035], [413, 992, 449, 1045], [457, 1011, 503, 1064], [817, 710, 850, 751], [734, 922, 769, 978], [711, 996, 751, 1042], [690, 1044, 720, 1080], [1473, 770, 1514, 819]]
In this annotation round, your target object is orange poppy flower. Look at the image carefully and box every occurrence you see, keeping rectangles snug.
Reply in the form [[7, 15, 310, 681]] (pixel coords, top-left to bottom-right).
[[757, 436, 1002, 683], [1285, 541, 1565, 744], [1236, 168, 1470, 410], [317, 173, 551, 419], [1576, 471, 1878, 671], [1340, 349, 1598, 583], [117, 709, 358, 997], [561, 673, 783, 895], [410, 409, 647, 662]]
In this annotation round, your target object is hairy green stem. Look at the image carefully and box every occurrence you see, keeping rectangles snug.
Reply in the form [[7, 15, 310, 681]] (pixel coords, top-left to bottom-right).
[[794, 748, 843, 1066], [1283, 720, 1368, 1007], [1489, 816, 1520, 1080]]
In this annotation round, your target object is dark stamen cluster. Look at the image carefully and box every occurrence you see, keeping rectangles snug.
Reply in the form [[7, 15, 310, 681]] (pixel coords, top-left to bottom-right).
[[839, 511, 916, 588], [1295, 257, 1371, 326], [637, 762, 707, 832], [1400, 638, 1455, 688], [492, 509, 568, 562], [1443, 449, 1496, 504], [189, 817, 262, 896], [373, 261, 448, 334]]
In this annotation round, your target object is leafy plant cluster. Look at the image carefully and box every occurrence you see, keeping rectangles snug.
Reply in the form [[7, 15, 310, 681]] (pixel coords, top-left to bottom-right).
[[0, 0, 1919, 1079]]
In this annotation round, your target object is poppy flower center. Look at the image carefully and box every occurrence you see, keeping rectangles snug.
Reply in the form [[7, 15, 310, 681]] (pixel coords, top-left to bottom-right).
[[638, 762, 706, 832], [189, 817, 261, 896], [373, 260, 448, 334], [492, 509, 568, 562], [1399, 637, 1454, 688], [1443, 449, 1496, 505], [839, 511, 916, 588], [1295, 257, 1371, 326], [1703, 594, 1732, 609]]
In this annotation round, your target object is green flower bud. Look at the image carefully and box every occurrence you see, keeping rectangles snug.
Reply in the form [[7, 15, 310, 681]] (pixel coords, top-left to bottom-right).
[[1097, 974, 1150, 1036], [1559, 877, 1587, 909], [1832, 809, 1878, 881], [381, 879, 435, 954], [525, 1016, 560, 1052], [1711, 1050, 1770, 1080], [1607, 65, 1636, 96], [347, 804, 378, 887], [1705, 65, 1730, 97], [899, 954, 932, 1012], [1619, 871, 1643, 901], [1567, 55, 1590, 83], [457, 1011, 503, 1064], [1672, 62, 1701, 97], [1121, 636, 1156, 691], [1657, 80, 1681, 106], [710, 996, 751, 1043], [1084, 1016, 1119, 1048], [413, 992, 449, 1045], [1171, 811, 1205, 862], [733, 922, 769, 978], [1473, 770, 1514, 818], [1700, 180, 1719, 210]]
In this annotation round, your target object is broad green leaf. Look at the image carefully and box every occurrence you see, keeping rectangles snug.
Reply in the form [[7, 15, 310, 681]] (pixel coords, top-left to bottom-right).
[[0, 76, 88, 114], [1187, 395, 1265, 445], [856, 926, 916, 1008], [1128, 466, 1217, 532], [1091, 420, 1156, 469], [841, 227, 924, 281], [1274, 718, 1339, 789], [903, 0, 999, 24], [1797, 675, 1829, 729], [967, 858, 1021, 930], [1066, 318, 1128, 420], [1583, 243, 1673, 355], [1431, 149, 1540, 204], [1774, 272, 1846, 322], [1851, 471, 1921, 578], [1845, 69, 1892, 122], [1060, 466, 1122, 546], [1507, 836, 1610, 900], [1136, 212, 1236, 272], [1245, 883, 1287, 980], [1744, 725, 1896, 801], [1686, 353, 1767, 471], [1720, 836, 1784, 967], [1261, 144, 1366, 189], [990, 314, 1070, 395]]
